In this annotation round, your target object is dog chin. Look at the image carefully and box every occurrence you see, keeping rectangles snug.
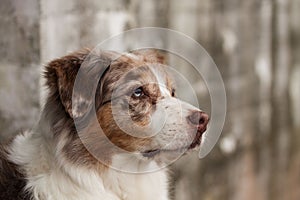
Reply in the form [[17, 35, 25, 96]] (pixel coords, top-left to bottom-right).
[[141, 129, 204, 160]]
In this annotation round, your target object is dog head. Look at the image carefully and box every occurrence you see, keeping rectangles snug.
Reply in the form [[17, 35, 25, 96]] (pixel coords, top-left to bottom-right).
[[43, 49, 209, 169]]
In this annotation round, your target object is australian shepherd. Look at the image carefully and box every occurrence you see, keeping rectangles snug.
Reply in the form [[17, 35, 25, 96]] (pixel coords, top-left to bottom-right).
[[0, 49, 209, 200]]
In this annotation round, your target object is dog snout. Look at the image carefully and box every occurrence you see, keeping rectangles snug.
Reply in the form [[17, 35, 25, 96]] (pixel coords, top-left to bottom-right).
[[187, 111, 209, 129]]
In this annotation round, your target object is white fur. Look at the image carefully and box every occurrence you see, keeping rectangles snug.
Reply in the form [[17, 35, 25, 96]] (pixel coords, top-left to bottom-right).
[[8, 131, 169, 200], [149, 66, 170, 96]]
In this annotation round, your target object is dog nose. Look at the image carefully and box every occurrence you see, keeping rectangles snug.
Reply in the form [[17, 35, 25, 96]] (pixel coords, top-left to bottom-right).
[[187, 111, 209, 127]]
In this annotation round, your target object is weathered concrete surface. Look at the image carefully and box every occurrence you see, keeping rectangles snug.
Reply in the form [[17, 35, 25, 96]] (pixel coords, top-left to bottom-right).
[[0, 0, 40, 143]]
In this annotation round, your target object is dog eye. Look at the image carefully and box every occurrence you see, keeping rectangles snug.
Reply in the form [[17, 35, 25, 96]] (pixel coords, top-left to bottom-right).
[[171, 88, 176, 97], [132, 87, 144, 98]]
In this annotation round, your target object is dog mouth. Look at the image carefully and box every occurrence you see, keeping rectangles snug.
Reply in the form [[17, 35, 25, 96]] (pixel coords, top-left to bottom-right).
[[142, 127, 207, 158], [142, 147, 188, 158], [188, 126, 206, 149]]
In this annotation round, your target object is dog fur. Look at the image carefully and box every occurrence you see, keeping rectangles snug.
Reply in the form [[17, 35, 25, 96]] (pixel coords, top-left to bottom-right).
[[0, 49, 209, 200]]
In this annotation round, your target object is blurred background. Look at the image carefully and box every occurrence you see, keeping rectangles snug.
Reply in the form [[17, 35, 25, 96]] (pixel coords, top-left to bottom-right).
[[0, 0, 299, 199]]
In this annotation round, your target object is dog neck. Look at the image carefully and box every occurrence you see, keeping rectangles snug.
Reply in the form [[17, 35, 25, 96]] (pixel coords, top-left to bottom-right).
[[8, 125, 169, 200]]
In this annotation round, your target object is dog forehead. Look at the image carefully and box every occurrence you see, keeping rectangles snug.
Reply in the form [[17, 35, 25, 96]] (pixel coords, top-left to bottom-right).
[[120, 63, 170, 94], [147, 64, 171, 96], [100, 53, 174, 100], [108, 55, 164, 82]]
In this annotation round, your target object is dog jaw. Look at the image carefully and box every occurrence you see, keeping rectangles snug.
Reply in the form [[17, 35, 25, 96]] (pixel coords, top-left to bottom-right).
[[93, 59, 208, 163]]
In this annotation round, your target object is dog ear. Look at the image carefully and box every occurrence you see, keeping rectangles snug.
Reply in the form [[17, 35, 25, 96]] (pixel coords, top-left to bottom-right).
[[44, 50, 87, 118], [44, 49, 115, 119]]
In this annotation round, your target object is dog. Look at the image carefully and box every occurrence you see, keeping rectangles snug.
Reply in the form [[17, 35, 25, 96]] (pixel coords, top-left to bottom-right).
[[0, 49, 209, 200]]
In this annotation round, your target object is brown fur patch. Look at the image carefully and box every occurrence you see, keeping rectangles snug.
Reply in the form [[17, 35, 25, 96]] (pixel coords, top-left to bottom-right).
[[97, 105, 152, 152], [44, 49, 89, 118], [131, 49, 167, 64]]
